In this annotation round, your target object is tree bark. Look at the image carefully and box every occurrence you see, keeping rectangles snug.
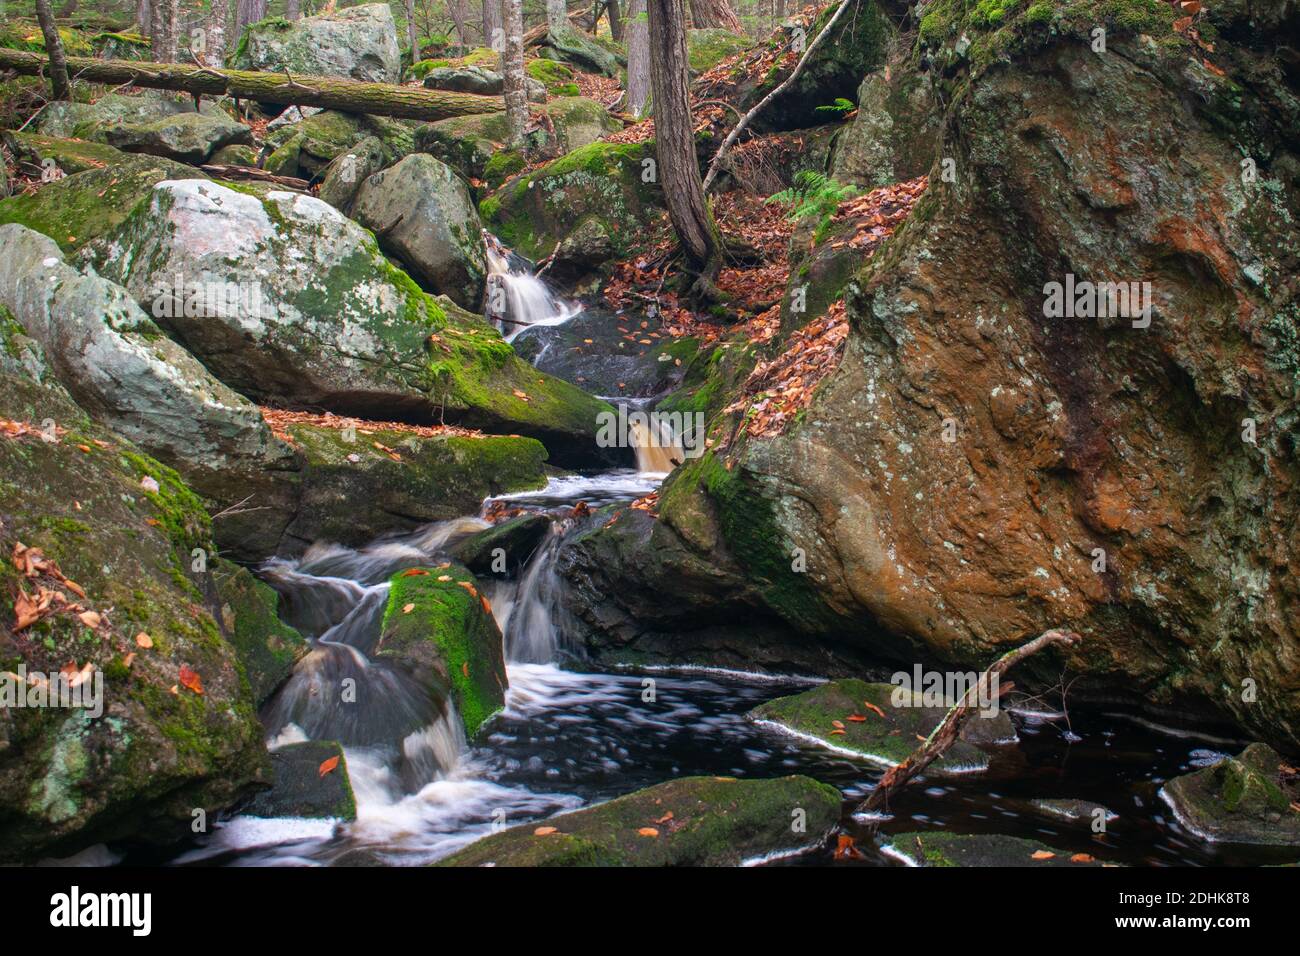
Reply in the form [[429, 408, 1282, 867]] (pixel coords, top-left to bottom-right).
[[856, 629, 1081, 814], [607, 0, 623, 40], [286, 0, 301, 20], [135, 0, 152, 34], [447, 0, 470, 46], [235, 0, 268, 44], [701, 0, 851, 192], [688, 0, 740, 30], [501, 0, 528, 147], [482, 0, 502, 50], [0, 49, 506, 121], [648, 0, 722, 290], [206, 0, 229, 66], [624, 0, 649, 118], [34, 0, 72, 102], [404, 0, 419, 63], [545, 0, 568, 31]]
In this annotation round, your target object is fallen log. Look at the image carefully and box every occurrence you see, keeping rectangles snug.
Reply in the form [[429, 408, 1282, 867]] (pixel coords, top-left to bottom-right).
[[199, 164, 311, 190], [856, 628, 1080, 814], [0, 49, 504, 122]]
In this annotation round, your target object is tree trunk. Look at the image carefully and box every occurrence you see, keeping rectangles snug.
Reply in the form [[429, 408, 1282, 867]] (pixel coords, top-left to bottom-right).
[[404, 0, 419, 63], [448, 0, 470, 46], [135, 0, 152, 34], [207, 0, 229, 66], [286, 0, 301, 20], [648, 0, 722, 290], [150, 0, 176, 63], [483, 0, 502, 50], [546, 0, 568, 31], [235, 0, 267, 44], [688, 0, 740, 30], [501, 0, 528, 147], [0, 49, 506, 120], [624, 0, 649, 118], [607, 0, 623, 40], [34, 0, 72, 102]]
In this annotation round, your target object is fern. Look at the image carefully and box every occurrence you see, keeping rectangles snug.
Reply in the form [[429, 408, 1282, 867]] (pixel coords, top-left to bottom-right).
[[814, 97, 856, 118], [766, 171, 858, 240]]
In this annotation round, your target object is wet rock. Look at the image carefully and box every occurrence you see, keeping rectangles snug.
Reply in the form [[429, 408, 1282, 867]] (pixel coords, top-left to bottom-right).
[[280, 424, 547, 552], [880, 832, 1110, 867], [0, 223, 299, 559], [244, 741, 356, 821], [437, 775, 841, 866], [231, 4, 402, 84], [377, 564, 507, 738], [84, 179, 614, 467], [750, 678, 1017, 774], [1161, 744, 1300, 846], [511, 309, 696, 398], [352, 153, 488, 308], [105, 111, 253, 165], [0, 368, 268, 862], [452, 513, 553, 574], [1028, 798, 1116, 828], [210, 560, 308, 706]]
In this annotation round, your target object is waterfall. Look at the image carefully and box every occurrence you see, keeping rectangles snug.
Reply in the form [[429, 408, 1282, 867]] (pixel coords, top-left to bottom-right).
[[483, 233, 578, 341], [630, 418, 684, 474], [485, 526, 570, 665]]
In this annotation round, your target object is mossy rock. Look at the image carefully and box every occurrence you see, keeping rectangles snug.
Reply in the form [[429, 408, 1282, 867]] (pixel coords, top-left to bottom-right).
[[104, 111, 253, 165], [264, 109, 417, 179], [230, 3, 402, 83], [210, 559, 308, 706], [2, 132, 131, 176], [687, 28, 752, 73], [749, 678, 1016, 774], [378, 564, 507, 739], [282, 424, 547, 550], [244, 741, 357, 821], [0, 155, 201, 253], [33, 91, 229, 141], [451, 513, 553, 574], [880, 831, 1111, 867], [1161, 744, 1300, 846], [535, 25, 620, 76], [210, 143, 261, 167], [0, 370, 267, 862], [526, 57, 575, 92], [438, 774, 841, 866]]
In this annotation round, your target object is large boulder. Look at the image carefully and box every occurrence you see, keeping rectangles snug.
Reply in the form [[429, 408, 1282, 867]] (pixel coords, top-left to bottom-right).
[[438, 775, 841, 866], [316, 136, 387, 215], [571, 5, 1300, 750], [33, 91, 229, 140], [377, 564, 508, 739], [0, 369, 269, 861], [1161, 744, 1300, 846], [231, 4, 402, 84], [535, 26, 619, 77], [263, 109, 417, 180], [0, 223, 300, 559], [351, 153, 488, 308], [2, 132, 131, 176], [104, 111, 253, 165], [422, 65, 546, 101], [84, 180, 614, 467], [278, 422, 547, 551], [830, 66, 942, 190]]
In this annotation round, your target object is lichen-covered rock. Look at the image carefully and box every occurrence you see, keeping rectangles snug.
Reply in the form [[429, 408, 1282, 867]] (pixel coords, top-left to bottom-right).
[[0, 154, 203, 253], [437, 774, 841, 866], [535, 26, 619, 77], [485, 141, 664, 264], [880, 832, 1109, 867], [830, 67, 941, 189], [85, 179, 615, 466], [0, 223, 299, 560], [422, 64, 546, 101], [1161, 744, 1300, 846], [377, 564, 507, 738], [280, 423, 547, 551], [0, 370, 268, 862], [244, 740, 356, 820], [351, 153, 488, 308], [33, 91, 228, 140], [263, 109, 417, 180], [316, 136, 387, 215], [105, 111, 253, 165], [231, 4, 402, 83], [750, 678, 1017, 774], [2, 132, 131, 176], [210, 559, 307, 705]]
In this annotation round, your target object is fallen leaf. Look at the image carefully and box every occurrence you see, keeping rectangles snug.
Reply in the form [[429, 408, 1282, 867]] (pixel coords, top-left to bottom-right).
[[1070, 853, 1095, 863], [831, 719, 845, 730], [637, 827, 659, 837], [402, 602, 415, 614], [178, 664, 204, 695], [456, 580, 478, 597], [534, 826, 557, 836], [78, 610, 101, 628], [1031, 849, 1055, 860], [318, 755, 340, 777], [863, 701, 887, 719], [135, 632, 153, 648], [847, 714, 867, 722], [461, 662, 470, 678], [400, 568, 429, 577], [655, 811, 674, 824]]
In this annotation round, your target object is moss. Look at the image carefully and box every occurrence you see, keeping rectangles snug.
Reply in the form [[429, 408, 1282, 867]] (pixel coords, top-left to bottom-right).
[[380, 566, 507, 738], [211, 559, 307, 707], [527, 57, 574, 89], [483, 149, 526, 187]]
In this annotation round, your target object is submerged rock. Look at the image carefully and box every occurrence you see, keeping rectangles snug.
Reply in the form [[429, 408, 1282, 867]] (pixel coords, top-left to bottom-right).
[[231, 4, 402, 84], [280, 423, 547, 551], [0, 369, 269, 861], [1161, 744, 1300, 846], [244, 741, 356, 821], [352, 153, 487, 308], [880, 832, 1110, 867], [377, 564, 508, 739], [1028, 798, 1117, 828], [438, 775, 841, 866], [749, 678, 1017, 774]]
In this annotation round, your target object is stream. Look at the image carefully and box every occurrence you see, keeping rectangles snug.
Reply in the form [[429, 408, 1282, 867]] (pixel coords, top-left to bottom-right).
[[156, 253, 1295, 869]]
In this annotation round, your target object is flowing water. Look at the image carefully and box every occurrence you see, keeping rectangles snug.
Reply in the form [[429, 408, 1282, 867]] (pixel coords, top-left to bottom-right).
[[150, 251, 1299, 869], [484, 236, 579, 342]]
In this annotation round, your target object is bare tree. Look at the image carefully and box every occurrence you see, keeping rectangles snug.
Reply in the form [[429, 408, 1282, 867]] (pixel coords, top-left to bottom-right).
[[206, 0, 229, 65], [624, 0, 649, 118], [135, 0, 152, 33], [34, 0, 71, 101], [404, 0, 419, 62], [607, 0, 623, 40], [546, 0, 568, 31], [688, 0, 740, 30], [447, 0, 470, 46], [482, 0, 502, 49], [235, 0, 268, 43], [501, 0, 528, 147], [286, 0, 301, 20], [648, 0, 723, 296], [151, 0, 178, 63]]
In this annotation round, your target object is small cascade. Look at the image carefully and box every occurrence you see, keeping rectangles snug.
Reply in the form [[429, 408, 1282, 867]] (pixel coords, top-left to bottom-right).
[[630, 418, 684, 474], [486, 527, 570, 665], [484, 233, 578, 341]]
